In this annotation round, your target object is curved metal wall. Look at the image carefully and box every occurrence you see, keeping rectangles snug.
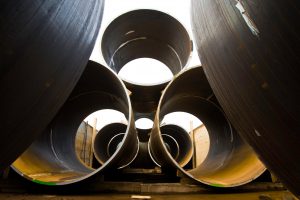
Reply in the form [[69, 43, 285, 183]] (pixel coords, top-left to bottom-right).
[[191, 0, 300, 196], [0, 0, 104, 172], [12, 61, 138, 185], [149, 66, 266, 187], [101, 9, 192, 113]]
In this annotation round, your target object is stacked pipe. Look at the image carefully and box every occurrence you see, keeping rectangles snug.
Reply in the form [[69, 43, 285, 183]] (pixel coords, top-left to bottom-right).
[[4, 6, 289, 190], [149, 67, 266, 187], [99, 9, 265, 187], [100, 9, 194, 170], [191, 0, 300, 196]]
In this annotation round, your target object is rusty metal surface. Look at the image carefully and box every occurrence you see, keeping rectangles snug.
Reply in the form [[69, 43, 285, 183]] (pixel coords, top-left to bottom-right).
[[12, 61, 138, 185], [101, 9, 192, 113], [191, 0, 300, 197], [0, 0, 104, 172], [149, 67, 265, 187]]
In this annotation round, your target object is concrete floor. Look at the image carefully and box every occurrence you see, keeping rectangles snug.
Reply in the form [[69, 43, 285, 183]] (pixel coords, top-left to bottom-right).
[[0, 191, 298, 200]]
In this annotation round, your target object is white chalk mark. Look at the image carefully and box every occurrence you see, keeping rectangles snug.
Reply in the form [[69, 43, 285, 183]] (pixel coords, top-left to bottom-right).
[[235, 1, 260, 38]]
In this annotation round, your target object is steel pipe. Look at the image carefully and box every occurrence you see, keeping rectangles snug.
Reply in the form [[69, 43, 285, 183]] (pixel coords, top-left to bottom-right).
[[150, 125, 193, 168], [0, 0, 104, 172], [101, 9, 192, 113], [93, 123, 137, 168], [191, 0, 300, 196], [12, 61, 138, 185], [93, 122, 157, 169], [149, 66, 265, 187]]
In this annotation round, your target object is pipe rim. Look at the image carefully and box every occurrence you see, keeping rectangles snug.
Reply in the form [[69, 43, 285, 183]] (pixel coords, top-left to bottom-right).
[[101, 9, 192, 87]]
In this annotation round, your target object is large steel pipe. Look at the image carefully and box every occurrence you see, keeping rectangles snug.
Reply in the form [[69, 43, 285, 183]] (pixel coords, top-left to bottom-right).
[[101, 9, 192, 113], [12, 61, 138, 185], [149, 67, 265, 187], [150, 125, 193, 168], [191, 0, 300, 196], [0, 0, 104, 172]]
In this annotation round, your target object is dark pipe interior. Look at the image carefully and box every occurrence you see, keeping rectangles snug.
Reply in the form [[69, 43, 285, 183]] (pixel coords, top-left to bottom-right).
[[93, 123, 128, 165], [160, 125, 193, 167], [129, 142, 157, 169]]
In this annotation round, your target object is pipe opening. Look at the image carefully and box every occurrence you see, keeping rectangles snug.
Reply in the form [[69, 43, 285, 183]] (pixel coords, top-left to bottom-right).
[[75, 109, 128, 169], [135, 118, 154, 130], [160, 112, 210, 168], [12, 61, 138, 185], [101, 9, 192, 113], [93, 122, 134, 168], [101, 9, 192, 85], [119, 58, 173, 85], [149, 67, 265, 187]]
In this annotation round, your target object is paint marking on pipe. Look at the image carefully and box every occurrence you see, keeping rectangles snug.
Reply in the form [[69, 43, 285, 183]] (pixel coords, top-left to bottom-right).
[[131, 195, 151, 199], [255, 129, 261, 137], [125, 30, 135, 35], [209, 183, 225, 188], [235, 0, 260, 38], [32, 179, 56, 186]]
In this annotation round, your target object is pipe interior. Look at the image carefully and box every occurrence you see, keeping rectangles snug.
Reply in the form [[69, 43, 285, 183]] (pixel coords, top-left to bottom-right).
[[155, 67, 265, 187], [93, 123, 127, 165], [101, 9, 192, 84], [160, 125, 193, 167], [12, 61, 136, 185]]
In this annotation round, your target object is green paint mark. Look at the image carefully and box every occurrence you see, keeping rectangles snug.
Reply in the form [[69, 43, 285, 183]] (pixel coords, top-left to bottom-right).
[[32, 179, 56, 186], [209, 183, 225, 188]]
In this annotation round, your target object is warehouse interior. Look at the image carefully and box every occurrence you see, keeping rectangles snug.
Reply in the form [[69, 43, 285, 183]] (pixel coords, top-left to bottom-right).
[[0, 0, 299, 199]]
